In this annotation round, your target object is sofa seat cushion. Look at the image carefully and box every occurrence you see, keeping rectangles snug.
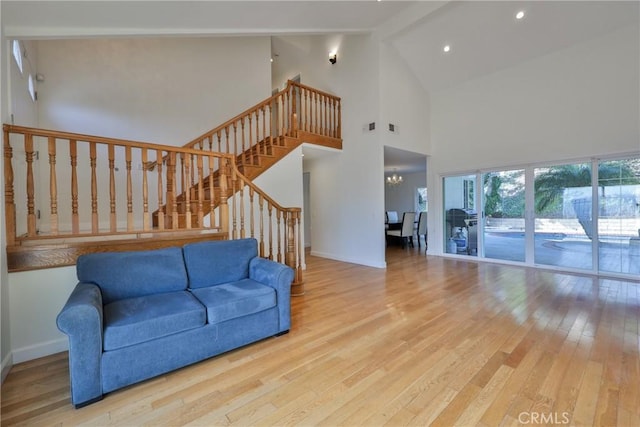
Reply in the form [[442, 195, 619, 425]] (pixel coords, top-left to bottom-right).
[[190, 279, 276, 324], [103, 291, 206, 351]]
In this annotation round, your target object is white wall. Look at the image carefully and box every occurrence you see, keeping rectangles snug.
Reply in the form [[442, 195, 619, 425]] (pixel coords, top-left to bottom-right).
[[36, 37, 271, 144], [429, 23, 640, 254], [379, 41, 431, 156], [273, 33, 433, 268], [1, 7, 10, 382], [2, 38, 40, 379], [384, 171, 427, 215], [8, 267, 76, 363]]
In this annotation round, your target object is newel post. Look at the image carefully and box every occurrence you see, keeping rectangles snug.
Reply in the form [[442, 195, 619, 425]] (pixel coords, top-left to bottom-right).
[[4, 126, 16, 246], [286, 208, 304, 296]]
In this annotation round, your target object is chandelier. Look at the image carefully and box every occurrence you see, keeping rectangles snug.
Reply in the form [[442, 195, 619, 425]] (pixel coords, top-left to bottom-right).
[[386, 171, 403, 186]]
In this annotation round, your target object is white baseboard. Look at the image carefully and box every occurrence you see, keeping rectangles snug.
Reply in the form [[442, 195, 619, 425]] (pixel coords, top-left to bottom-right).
[[1, 352, 13, 384], [310, 251, 386, 269], [12, 338, 68, 364]]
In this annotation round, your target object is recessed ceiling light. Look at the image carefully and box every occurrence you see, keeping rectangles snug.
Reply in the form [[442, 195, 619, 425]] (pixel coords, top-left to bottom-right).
[[516, 10, 525, 20], [443, 45, 451, 53]]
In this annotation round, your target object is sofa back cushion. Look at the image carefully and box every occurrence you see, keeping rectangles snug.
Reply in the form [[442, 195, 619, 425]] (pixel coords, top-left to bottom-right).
[[76, 247, 188, 304], [183, 238, 258, 289]]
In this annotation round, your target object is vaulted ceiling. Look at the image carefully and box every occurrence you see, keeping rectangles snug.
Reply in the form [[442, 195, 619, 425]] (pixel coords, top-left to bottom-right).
[[3, 1, 637, 173]]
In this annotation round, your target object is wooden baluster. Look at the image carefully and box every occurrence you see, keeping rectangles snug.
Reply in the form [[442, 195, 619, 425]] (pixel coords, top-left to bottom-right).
[[196, 154, 204, 227], [190, 153, 196, 198], [284, 209, 303, 295], [239, 178, 245, 239], [331, 98, 336, 138], [291, 86, 297, 137], [324, 95, 328, 136], [207, 136, 212, 152], [268, 102, 273, 145], [24, 134, 36, 236], [219, 158, 229, 236], [233, 122, 238, 159], [249, 187, 255, 238], [304, 88, 309, 132], [125, 146, 133, 231], [286, 91, 291, 137], [338, 99, 342, 139], [268, 202, 273, 260], [248, 114, 253, 165], [276, 209, 282, 263], [224, 126, 230, 154], [142, 148, 150, 231], [279, 94, 285, 137], [231, 168, 238, 239], [156, 149, 165, 230], [108, 145, 116, 232], [314, 92, 319, 134], [90, 142, 98, 233], [69, 139, 79, 234], [261, 107, 266, 155], [296, 210, 303, 285], [183, 153, 191, 229], [4, 129, 16, 246], [169, 152, 178, 229], [48, 137, 58, 235], [240, 117, 246, 166], [217, 130, 222, 153], [208, 155, 215, 229], [259, 194, 264, 258]]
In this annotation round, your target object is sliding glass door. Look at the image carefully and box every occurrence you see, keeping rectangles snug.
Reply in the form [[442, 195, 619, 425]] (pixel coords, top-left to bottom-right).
[[598, 158, 640, 275], [443, 175, 477, 256], [482, 169, 525, 262], [442, 155, 640, 279], [534, 162, 593, 270]]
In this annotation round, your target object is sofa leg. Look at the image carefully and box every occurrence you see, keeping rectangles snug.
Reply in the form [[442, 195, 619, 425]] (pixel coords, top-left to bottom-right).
[[74, 395, 103, 409], [274, 330, 290, 337]]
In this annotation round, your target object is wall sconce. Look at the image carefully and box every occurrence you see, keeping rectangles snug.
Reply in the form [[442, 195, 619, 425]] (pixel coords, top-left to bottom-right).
[[329, 52, 337, 65]]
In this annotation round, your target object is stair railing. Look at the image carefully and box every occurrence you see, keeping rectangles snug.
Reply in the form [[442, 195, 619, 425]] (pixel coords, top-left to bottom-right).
[[178, 80, 341, 162], [4, 124, 303, 287], [227, 163, 304, 294]]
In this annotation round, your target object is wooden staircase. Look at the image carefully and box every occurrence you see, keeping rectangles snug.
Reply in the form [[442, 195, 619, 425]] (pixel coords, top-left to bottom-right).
[[4, 81, 341, 294]]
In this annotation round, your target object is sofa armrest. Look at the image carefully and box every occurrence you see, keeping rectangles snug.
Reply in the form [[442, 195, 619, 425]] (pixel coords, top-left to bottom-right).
[[56, 283, 104, 407], [249, 257, 294, 333]]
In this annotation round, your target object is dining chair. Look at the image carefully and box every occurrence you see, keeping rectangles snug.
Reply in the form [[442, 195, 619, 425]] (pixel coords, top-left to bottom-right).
[[385, 211, 399, 223], [416, 211, 427, 249], [386, 212, 415, 248]]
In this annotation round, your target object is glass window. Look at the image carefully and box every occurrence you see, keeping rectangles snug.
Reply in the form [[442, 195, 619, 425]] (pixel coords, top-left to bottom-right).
[[12, 40, 23, 74], [416, 187, 427, 213], [28, 74, 36, 101]]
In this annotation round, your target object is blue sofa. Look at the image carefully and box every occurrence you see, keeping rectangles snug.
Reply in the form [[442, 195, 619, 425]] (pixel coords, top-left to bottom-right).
[[57, 238, 293, 408]]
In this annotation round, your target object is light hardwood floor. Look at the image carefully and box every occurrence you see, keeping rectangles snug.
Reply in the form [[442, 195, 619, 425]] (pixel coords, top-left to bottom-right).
[[2, 245, 639, 426]]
